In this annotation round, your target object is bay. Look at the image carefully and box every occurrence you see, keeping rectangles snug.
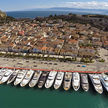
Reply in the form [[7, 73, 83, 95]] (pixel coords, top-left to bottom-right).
[[0, 83, 108, 108], [6, 11, 71, 18], [6, 10, 107, 19]]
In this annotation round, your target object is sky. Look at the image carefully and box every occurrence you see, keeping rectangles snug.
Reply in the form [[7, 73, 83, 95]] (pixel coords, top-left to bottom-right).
[[0, 0, 108, 11]]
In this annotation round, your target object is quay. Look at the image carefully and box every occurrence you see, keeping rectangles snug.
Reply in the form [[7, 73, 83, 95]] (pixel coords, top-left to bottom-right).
[[0, 66, 108, 74]]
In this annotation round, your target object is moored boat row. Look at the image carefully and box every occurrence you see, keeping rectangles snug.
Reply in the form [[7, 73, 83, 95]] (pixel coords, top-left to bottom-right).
[[0, 68, 108, 94]]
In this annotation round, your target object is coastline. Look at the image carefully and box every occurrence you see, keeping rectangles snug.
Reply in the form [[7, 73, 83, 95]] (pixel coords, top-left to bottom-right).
[[0, 57, 107, 73], [1, 66, 108, 74]]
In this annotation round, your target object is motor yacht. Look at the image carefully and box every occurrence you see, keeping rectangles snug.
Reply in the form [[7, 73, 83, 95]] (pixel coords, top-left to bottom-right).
[[45, 71, 57, 88], [54, 72, 64, 89], [20, 70, 34, 87], [0, 68, 7, 80], [14, 70, 27, 86], [38, 71, 49, 88], [72, 72, 80, 91], [0, 69, 13, 84], [63, 72, 72, 91], [100, 73, 108, 92], [29, 70, 42, 87], [7, 69, 20, 84], [81, 74, 89, 92], [89, 74, 103, 94]]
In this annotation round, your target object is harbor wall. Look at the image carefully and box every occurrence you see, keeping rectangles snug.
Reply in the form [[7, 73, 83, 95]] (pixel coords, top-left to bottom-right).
[[0, 66, 108, 73]]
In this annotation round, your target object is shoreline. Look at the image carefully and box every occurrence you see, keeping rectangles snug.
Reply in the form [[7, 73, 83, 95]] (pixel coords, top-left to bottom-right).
[[0, 56, 107, 73], [0, 66, 108, 74]]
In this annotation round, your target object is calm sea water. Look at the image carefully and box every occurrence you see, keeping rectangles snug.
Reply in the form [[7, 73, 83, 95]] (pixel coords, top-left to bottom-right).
[[6, 11, 97, 18], [6, 11, 71, 18], [0, 83, 108, 108], [6, 11, 108, 18]]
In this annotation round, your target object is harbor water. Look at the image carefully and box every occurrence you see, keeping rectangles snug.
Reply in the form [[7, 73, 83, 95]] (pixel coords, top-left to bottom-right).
[[6, 10, 108, 19], [0, 83, 108, 108]]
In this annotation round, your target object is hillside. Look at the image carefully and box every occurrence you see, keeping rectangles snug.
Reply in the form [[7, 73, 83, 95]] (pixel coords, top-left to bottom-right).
[[0, 10, 7, 18], [0, 10, 15, 24]]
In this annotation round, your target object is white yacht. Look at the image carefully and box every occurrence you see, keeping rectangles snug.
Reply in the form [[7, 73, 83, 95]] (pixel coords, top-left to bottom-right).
[[72, 72, 80, 91], [38, 71, 49, 88], [81, 74, 89, 92], [63, 72, 72, 91], [14, 70, 27, 86], [7, 70, 20, 84], [89, 74, 103, 94], [100, 73, 108, 92], [0, 69, 13, 84], [54, 72, 64, 89], [29, 71, 42, 87], [45, 71, 57, 88], [0, 68, 7, 80], [20, 70, 34, 87]]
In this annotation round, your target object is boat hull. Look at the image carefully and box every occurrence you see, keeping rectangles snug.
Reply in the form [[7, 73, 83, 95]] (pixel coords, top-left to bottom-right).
[[0, 71, 13, 84], [72, 72, 80, 91], [38, 72, 49, 88], [29, 71, 42, 87], [54, 72, 64, 90], [100, 75, 108, 92], [81, 74, 89, 92], [45, 71, 57, 88], [14, 70, 27, 86], [20, 70, 34, 87], [89, 74, 103, 94], [63, 72, 72, 91]]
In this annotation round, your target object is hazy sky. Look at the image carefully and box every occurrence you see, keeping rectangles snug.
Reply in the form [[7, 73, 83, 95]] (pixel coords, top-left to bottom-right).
[[0, 0, 108, 11]]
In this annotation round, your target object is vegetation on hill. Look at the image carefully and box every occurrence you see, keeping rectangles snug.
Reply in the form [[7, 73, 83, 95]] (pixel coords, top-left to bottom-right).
[[0, 10, 7, 18], [0, 10, 15, 24]]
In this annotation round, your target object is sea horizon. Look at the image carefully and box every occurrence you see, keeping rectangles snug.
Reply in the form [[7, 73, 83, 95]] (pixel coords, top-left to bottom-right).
[[6, 10, 108, 18]]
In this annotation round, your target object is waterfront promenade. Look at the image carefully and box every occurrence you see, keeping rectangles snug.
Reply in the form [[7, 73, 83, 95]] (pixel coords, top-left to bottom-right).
[[0, 66, 108, 74], [0, 57, 107, 74]]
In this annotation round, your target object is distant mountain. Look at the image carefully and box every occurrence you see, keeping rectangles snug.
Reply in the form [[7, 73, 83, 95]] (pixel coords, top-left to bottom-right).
[[50, 7, 106, 11], [26, 7, 108, 15]]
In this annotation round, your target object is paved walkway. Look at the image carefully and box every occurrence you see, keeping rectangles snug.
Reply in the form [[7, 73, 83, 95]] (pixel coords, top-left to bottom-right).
[[0, 66, 108, 74], [0, 56, 107, 73]]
